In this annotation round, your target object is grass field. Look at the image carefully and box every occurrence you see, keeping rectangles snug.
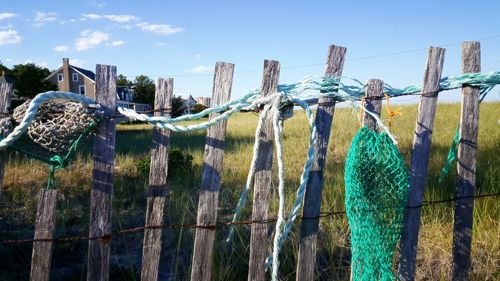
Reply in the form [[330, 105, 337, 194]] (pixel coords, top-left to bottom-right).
[[0, 102, 498, 280]]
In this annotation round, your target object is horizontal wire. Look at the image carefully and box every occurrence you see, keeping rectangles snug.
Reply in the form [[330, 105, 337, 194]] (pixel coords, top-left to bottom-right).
[[122, 34, 500, 78], [2, 192, 498, 245]]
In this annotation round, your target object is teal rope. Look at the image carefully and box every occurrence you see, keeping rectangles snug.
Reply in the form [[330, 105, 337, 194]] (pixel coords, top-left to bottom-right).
[[0, 71, 497, 278], [439, 126, 460, 183], [437, 88, 492, 182]]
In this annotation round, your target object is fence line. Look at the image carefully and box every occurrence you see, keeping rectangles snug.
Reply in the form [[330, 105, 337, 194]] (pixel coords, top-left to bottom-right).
[[1, 40, 498, 281], [2, 192, 497, 245]]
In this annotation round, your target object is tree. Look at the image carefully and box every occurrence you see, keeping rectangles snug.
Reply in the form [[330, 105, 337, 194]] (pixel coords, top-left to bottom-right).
[[133, 75, 155, 105], [117, 74, 132, 87], [11, 63, 57, 98], [172, 96, 185, 117]]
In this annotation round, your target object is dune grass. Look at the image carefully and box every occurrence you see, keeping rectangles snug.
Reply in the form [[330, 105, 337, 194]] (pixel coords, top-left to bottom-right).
[[0, 102, 498, 280]]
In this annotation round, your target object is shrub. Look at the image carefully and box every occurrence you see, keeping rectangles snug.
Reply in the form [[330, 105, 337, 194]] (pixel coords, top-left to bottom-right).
[[136, 148, 194, 179]]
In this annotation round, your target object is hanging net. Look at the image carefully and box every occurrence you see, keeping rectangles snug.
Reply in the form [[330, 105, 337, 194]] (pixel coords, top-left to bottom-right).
[[5, 100, 99, 184], [344, 126, 410, 281]]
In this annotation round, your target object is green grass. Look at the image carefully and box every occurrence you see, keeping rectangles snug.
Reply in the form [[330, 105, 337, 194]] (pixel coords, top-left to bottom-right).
[[0, 102, 498, 280]]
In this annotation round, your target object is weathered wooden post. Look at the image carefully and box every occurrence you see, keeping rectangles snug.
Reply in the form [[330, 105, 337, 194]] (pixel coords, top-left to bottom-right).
[[363, 79, 384, 130], [141, 77, 173, 281], [398, 46, 446, 281], [190, 62, 234, 281], [452, 41, 481, 281], [296, 44, 346, 281], [30, 189, 58, 281], [248, 60, 280, 281], [87, 64, 117, 281], [0, 82, 13, 200]]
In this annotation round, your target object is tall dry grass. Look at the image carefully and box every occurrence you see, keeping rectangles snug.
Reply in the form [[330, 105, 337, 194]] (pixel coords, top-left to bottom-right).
[[0, 102, 498, 280]]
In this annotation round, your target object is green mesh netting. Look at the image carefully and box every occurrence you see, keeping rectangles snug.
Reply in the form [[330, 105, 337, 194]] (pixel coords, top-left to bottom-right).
[[2, 100, 100, 188], [344, 126, 410, 281]]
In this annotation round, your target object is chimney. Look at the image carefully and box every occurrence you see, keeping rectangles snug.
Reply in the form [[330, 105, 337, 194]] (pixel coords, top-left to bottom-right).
[[61, 58, 70, 92]]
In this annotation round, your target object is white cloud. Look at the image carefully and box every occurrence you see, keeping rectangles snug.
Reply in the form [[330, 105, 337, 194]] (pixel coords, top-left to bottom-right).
[[155, 42, 170, 47], [87, 1, 107, 8], [69, 59, 86, 67], [75, 30, 109, 51], [0, 13, 17, 20], [196, 54, 202, 59], [106, 40, 125, 47], [136, 22, 184, 35], [0, 23, 14, 30], [33, 12, 58, 27], [0, 29, 21, 45], [82, 13, 139, 23], [53, 45, 70, 52], [184, 66, 213, 74]]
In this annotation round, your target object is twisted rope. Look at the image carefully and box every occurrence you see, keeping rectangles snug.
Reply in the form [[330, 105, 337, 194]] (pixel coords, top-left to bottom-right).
[[0, 71, 497, 279]]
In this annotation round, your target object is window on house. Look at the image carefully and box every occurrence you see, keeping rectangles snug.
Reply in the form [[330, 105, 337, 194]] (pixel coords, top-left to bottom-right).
[[79, 85, 86, 95], [72, 73, 78, 82], [57, 73, 63, 82]]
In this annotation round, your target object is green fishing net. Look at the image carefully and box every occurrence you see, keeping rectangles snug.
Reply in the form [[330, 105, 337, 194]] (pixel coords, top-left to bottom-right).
[[3, 100, 99, 187], [344, 126, 410, 281]]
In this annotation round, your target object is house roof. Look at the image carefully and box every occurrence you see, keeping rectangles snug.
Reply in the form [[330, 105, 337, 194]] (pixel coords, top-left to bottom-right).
[[46, 64, 96, 82], [0, 75, 15, 84], [71, 65, 95, 81], [116, 86, 130, 101]]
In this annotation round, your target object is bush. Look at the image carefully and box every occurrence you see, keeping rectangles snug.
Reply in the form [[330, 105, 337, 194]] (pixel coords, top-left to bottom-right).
[[192, 103, 209, 114], [136, 148, 194, 179]]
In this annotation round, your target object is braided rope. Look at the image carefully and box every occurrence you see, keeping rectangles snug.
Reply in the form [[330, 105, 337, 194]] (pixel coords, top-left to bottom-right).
[[0, 71, 497, 278]]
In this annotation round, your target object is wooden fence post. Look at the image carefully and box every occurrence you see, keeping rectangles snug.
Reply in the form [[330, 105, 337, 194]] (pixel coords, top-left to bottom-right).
[[30, 189, 58, 281], [0, 82, 13, 201], [87, 64, 117, 281], [363, 79, 384, 130], [451, 41, 480, 281], [140, 77, 173, 281], [190, 62, 234, 281], [398, 46, 445, 281], [248, 60, 280, 281], [296, 44, 346, 281]]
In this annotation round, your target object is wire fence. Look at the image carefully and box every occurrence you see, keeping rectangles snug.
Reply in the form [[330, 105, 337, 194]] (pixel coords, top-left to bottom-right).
[[2, 192, 498, 245]]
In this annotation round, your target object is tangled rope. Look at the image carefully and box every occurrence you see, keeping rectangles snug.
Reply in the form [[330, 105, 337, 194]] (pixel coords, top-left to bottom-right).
[[0, 71, 498, 280]]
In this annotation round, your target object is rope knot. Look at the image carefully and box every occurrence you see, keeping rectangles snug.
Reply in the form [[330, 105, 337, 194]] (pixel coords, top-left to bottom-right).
[[274, 93, 294, 121]]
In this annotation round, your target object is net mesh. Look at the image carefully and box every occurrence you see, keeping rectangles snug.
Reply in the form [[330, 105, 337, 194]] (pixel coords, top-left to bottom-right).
[[9, 100, 98, 167], [344, 126, 410, 281]]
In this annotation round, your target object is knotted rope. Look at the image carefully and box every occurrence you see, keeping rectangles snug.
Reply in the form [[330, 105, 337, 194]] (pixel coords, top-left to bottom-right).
[[0, 71, 498, 280]]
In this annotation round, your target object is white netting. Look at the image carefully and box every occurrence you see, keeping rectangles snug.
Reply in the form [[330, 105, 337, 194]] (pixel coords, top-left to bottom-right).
[[12, 100, 97, 155]]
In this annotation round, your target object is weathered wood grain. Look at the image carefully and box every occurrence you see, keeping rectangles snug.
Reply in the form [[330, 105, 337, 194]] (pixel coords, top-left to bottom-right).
[[248, 60, 280, 281], [87, 65, 117, 281], [363, 79, 384, 130], [30, 189, 58, 281], [296, 44, 346, 281], [0, 82, 13, 201], [190, 62, 234, 281], [398, 47, 445, 281], [452, 41, 481, 281], [141, 77, 173, 281]]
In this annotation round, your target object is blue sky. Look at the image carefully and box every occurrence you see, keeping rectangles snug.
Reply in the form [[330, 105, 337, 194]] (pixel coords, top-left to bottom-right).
[[0, 0, 499, 103]]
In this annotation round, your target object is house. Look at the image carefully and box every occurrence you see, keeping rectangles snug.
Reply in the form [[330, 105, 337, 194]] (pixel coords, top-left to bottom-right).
[[46, 58, 150, 112], [0, 70, 14, 85], [195, 96, 211, 107], [116, 86, 151, 112], [46, 58, 96, 99], [180, 94, 197, 114]]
